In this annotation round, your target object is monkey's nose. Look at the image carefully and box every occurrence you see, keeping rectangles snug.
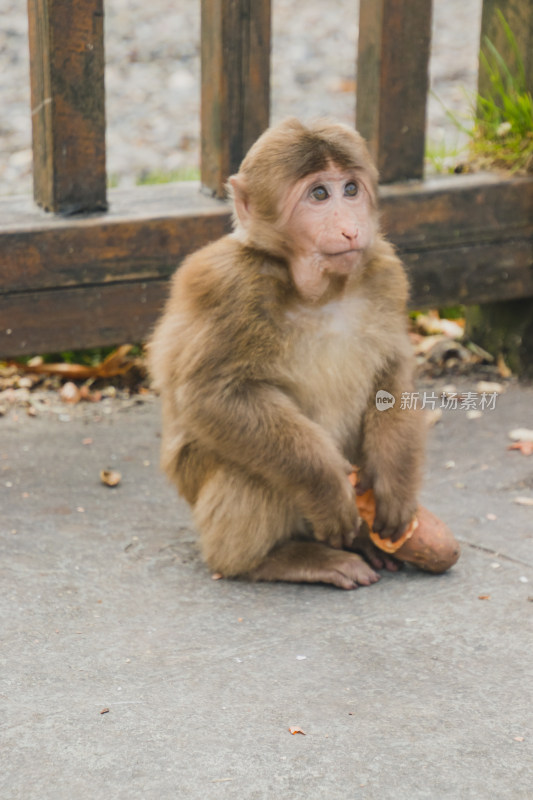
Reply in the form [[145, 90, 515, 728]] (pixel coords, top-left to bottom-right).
[[342, 230, 358, 243]]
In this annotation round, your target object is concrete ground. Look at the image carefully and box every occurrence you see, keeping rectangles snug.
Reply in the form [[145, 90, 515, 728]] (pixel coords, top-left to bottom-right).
[[1, 378, 532, 800]]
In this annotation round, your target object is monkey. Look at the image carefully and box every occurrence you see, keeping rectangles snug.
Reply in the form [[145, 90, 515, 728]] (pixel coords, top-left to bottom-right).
[[148, 117, 425, 590]]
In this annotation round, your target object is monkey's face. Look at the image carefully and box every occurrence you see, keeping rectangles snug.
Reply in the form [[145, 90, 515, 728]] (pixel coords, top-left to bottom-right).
[[278, 163, 377, 301]]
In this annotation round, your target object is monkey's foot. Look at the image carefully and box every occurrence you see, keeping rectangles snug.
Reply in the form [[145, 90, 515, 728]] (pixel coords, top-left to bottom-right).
[[351, 529, 402, 573], [247, 541, 380, 590]]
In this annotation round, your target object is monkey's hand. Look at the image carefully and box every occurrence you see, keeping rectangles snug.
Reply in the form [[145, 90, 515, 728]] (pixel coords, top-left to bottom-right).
[[310, 470, 361, 550], [370, 476, 418, 543]]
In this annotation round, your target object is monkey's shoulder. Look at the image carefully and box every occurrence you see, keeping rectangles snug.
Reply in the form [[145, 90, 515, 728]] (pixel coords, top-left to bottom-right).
[[165, 237, 289, 371], [172, 235, 288, 315], [363, 237, 409, 312]]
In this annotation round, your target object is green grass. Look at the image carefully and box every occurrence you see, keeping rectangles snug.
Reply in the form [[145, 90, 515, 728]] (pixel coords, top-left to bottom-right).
[[425, 140, 465, 174], [431, 12, 532, 174], [471, 10, 533, 172]]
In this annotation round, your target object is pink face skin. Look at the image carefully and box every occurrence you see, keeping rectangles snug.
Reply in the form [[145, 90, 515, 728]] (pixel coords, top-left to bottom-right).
[[278, 163, 376, 302]]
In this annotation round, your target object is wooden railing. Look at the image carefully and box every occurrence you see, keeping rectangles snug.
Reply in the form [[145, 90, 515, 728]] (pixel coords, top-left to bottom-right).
[[0, 0, 531, 356]]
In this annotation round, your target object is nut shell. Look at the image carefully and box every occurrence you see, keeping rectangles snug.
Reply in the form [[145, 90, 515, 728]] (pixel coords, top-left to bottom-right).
[[351, 470, 460, 573], [387, 505, 460, 573]]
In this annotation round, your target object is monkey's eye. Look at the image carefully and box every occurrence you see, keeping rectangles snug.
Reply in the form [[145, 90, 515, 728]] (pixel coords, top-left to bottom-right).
[[310, 185, 329, 201], [344, 181, 359, 197]]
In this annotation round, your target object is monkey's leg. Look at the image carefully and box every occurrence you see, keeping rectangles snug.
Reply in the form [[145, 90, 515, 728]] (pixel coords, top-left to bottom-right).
[[193, 467, 379, 588], [192, 466, 302, 578], [248, 541, 380, 590]]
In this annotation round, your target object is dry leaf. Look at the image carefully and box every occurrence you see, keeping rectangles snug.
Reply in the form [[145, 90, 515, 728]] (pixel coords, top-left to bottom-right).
[[414, 313, 464, 339], [413, 334, 444, 356], [497, 353, 512, 378], [508, 442, 533, 456], [514, 496, 533, 506], [289, 726, 306, 735], [11, 344, 134, 381], [100, 708, 110, 715], [478, 595, 491, 600], [59, 381, 81, 404], [100, 469, 122, 487], [476, 380, 504, 394], [509, 428, 533, 443], [513, 736, 524, 742]]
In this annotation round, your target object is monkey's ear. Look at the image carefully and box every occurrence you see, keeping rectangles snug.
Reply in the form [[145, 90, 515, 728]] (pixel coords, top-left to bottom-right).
[[228, 174, 251, 229]]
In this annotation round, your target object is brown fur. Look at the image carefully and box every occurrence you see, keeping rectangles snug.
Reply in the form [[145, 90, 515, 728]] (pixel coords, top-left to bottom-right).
[[148, 118, 425, 589]]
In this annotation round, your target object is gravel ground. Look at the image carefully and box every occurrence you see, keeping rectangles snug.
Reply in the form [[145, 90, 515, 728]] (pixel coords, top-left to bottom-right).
[[0, 0, 482, 196]]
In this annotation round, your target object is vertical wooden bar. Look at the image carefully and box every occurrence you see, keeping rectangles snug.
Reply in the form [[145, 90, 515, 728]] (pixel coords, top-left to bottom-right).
[[356, 0, 433, 183], [27, 0, 107, 214], [201, 0, 271, 198], [478, 0, 532, 98]]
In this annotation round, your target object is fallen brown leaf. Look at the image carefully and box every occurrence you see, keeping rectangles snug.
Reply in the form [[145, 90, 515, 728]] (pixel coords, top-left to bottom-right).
[[288, 726, 306, 735], [100, 469, 122, 487], [508, 441, 533, 456], [497, 353, 512, 378], [514, 496, 533, 507], [478, 594, 491, 600], [100, 708, 110, 715], [509, 428, 533, 442], [11, 344, 134, 381], [59, 382, 81, 404]]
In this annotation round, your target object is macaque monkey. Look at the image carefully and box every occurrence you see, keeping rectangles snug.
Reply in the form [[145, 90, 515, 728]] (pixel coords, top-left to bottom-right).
[[148, 117, 425, 590]]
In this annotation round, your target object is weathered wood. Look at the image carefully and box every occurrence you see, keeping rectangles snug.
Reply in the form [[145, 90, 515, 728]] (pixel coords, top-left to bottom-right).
[[27, 0, 107, 213], [1, 175, 529, 294], [0, 281, 168, 356], [478, 0, 532, 100], [0, 175, 531, 356], [466, 299, 533, 378], [380, 172, 533, 248], [356, 0, 433, 183], [201, 0, 271, 197], [0, 183, 231, 293], [405, 239, 533, 309]]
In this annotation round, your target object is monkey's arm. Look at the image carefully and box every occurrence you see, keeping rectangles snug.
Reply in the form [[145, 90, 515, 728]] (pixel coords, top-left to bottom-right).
[[358, 355, 425, 542], [181, 375, 359, 548]]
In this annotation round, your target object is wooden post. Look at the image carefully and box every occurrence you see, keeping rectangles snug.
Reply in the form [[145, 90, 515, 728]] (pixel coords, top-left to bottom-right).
[[201, 0, 271, 198], [356, 0, 433, 183], [27, 0, 107, 214]]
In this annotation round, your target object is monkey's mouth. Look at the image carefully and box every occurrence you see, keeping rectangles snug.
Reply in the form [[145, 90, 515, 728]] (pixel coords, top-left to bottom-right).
[[325, 248, 362, 258]]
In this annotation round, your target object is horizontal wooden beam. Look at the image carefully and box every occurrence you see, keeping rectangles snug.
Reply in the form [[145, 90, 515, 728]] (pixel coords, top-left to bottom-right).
[[1, 174, 531, 356], [0, 279, 168, 356], [0, 183, 231, 293]]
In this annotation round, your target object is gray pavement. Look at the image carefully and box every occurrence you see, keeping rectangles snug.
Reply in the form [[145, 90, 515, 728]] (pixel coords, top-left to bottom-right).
[[1, 378, 532, 799]]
